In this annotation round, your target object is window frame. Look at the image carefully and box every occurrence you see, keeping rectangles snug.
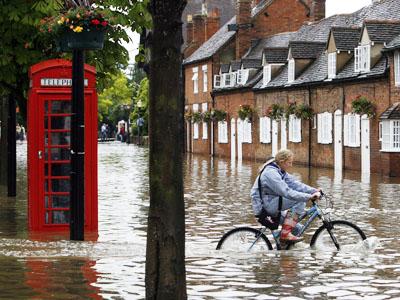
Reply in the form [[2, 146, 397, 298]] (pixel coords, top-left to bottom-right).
[[202, 103, 208, 140], [354, 44, 371, 73], [381, 120, 400, 152], [192, 67, 199, 94], [259, 116, 271, 144], [202, 65, 208, 92], [288, 114, 302, 143], [317, 112, 333, 144]]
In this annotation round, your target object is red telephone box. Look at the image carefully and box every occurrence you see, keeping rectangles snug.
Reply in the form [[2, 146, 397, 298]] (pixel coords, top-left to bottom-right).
[[27, 59, 98, 232]]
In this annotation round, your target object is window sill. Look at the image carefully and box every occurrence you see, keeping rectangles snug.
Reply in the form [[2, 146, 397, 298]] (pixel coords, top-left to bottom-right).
[[380, 149, 400, 153]]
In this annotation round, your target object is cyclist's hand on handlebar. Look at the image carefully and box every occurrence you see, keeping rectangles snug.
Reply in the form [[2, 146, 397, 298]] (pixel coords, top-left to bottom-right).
[[310, 191, 321, 201]]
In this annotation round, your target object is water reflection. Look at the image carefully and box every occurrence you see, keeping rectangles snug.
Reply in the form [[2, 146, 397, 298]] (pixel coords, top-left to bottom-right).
[[0, 143, 400, 298]]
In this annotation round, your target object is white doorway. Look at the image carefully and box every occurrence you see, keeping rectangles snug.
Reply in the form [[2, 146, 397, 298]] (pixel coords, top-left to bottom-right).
[[230, 118, 236, 160], [334, 110, 343, 172], [272, 120, 278, 156], [361, 114, 370, 174], [280, 118, 287, 150], [237, 119, 243, 161]]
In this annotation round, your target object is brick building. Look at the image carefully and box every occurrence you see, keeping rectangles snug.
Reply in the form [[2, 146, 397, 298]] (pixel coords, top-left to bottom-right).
[[184, 0, 400, 177]]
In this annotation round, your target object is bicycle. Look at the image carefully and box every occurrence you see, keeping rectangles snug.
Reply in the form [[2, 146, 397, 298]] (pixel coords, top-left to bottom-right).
[[216, 192, 367, 251]]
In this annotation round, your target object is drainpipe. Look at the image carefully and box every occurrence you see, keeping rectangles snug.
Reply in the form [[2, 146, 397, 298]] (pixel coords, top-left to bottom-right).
[[342, 84, 346, 170], [210, 91, 215, 157]]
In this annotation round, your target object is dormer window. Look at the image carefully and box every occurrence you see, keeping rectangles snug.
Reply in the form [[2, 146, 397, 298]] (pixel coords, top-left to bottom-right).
[[328, 52, 337, 79], [288, 59, 295, 83], [354, 44, 370, 73], [192, 67, 199, 93], [223, 73, 236, 87], [237, 69, 249, 85], [263, 65, 271, 86]]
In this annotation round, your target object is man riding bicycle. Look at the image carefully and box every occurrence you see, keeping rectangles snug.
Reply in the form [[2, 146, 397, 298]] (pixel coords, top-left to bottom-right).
[[250, 149, 321, 243]]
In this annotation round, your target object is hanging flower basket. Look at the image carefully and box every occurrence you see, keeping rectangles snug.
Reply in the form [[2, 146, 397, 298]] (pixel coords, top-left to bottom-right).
[[211, 109, 227, 122], [294, 104, 314, 120], [40, 6, 110, 51], [266, 104, 284, 120], [202, 111, 212, 122], [351, 96, 376, 118], [284, 102, 297, 120], [238, 104, 254, 121], [184, 111, 193, 121], [192, 112, 203, 123]]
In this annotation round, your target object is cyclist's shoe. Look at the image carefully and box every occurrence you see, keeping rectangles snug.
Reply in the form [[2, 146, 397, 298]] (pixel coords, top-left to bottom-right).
[[280, 211, 303, 243], [280, 233, 304, 243]]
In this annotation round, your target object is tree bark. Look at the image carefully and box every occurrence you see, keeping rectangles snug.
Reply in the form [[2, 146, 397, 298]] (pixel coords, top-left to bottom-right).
[[0, 95, 8, 187], [145, 1, 187, 299]]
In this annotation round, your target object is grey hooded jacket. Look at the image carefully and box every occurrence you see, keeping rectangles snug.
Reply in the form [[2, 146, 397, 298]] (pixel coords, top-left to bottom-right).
[[250, 162, 317, 216]]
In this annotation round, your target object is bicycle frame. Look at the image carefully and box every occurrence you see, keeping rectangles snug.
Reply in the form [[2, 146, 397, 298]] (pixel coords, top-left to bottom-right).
[[271, 198, 340, 250]]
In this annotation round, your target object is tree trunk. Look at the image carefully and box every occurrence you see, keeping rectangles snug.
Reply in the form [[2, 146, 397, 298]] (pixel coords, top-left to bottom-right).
[[145, 1, 187, 299], [0, 95, 8, 187]]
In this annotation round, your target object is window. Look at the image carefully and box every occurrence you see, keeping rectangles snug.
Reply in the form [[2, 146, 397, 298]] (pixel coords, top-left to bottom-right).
[[193, 104, 199, 139], [395, 51, 400, 86], [202, 103, 208, 140], [259, 117, 271, 143], [381, 120, 400, 152], [223, 73, 236, 87], [202, 65, 208, 92], [237, 69, 249, 85], [288, 115, 302, 143], [354, 44, 370, 73], [328, 52, 337, 79], [263, 65, 271, 86], [214, 74, 221, 88], [343, 113, 360, 147], [192, 67, 199, 93], [218, 121, 228, 143], [288, 59, 295, 83], [317, 112, 332, 144]]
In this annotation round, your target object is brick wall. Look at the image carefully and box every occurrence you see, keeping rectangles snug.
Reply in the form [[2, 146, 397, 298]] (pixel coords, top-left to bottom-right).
[[251, 0, 312, 40], [214, 90, 257, 160], [185, 60, 214, 155]]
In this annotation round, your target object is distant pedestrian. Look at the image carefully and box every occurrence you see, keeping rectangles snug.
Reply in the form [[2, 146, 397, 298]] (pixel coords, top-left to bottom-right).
[[16, 123, 21, 140], [20, 125, 25, 141], [101, 123, 107, 142], [136, 116, 144, 145]]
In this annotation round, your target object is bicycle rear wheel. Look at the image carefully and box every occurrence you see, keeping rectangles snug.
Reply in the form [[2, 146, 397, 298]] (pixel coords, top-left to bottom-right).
[[216, 227, 273, 252], [310, 220, 367, 251]]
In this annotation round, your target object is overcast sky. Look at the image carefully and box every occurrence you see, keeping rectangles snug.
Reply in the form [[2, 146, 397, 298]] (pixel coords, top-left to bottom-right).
[[124, 0, 373, 65]]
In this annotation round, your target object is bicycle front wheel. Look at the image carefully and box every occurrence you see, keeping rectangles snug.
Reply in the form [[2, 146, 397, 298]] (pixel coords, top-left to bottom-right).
[[310, 220, 367, 251], [216, 227, 273, 252]]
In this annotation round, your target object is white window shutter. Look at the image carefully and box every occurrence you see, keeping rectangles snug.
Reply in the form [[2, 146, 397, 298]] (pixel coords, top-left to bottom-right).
[[355, 114, 361, 147], [288, 115, 293, 142], [193, 123, 199, 139], [259, 117, 265, 143], [246, 120, 252, 143], [294, 117, 302, 143], [343, 114, 349, 146], [317, 114, 322, 143]]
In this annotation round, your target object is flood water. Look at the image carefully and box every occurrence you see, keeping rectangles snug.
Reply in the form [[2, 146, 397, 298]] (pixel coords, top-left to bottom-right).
[[1, 142, 400, 299]]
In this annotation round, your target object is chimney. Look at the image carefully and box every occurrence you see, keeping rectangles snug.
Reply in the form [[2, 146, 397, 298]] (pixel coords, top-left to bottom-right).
[[310, 0, 325, 22], [205, 8, 220, 41], [192, 14, 206, 45], [236, 0, 252, 59], [186, 15, 194, 45]]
